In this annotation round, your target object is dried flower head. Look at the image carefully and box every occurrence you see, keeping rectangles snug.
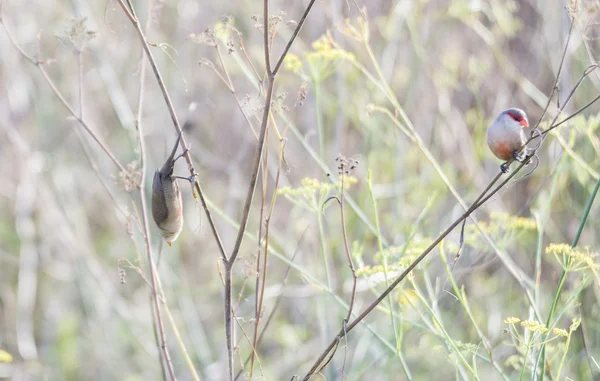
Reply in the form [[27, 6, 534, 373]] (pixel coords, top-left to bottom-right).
[[334, 154, 360, 176], [295, 83, 308, 107], [188, 28, 217, 47], [55, 17, 96, 54], [118, 161, 142, 193]]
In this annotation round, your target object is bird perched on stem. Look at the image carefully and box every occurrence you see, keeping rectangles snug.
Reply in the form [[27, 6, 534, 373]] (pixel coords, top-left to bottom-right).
[[152, 133, 185, 246], [486, 108, 530, 173]]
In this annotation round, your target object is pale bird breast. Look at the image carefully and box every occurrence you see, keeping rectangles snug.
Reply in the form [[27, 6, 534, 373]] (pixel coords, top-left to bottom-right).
[[158, 178, 184, 232]]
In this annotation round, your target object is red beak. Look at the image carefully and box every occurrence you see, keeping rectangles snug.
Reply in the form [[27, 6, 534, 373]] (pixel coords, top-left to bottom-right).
[[520, 119, 529, 127]]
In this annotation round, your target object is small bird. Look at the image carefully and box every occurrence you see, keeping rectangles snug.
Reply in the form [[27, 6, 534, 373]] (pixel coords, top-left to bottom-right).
[[152, 134, 184, 246], [486, 108, 529, 173]]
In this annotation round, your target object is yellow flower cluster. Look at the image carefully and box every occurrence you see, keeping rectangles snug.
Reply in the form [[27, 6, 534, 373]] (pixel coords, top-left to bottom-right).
[[284, 53, 303, 73], [552, 328, 568, 337], [546, 244, 599, 268], [505, 316, 580, 338], [283, 35, 356, 75], [356, 261, 409, 277], [0, 350, 12, 363], [277, 177, 358, 211], [307, 35, 356, 63], [278, 177, 356, 197], [454, 341, 479, 353], [570, 318, 581, 332], [546, 244, 600, 284], [519, 320, 548, 333], [490, 212, 537, 230], [503, 317, 520, 324]]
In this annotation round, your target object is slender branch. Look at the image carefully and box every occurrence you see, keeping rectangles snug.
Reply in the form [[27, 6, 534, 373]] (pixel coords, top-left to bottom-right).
[[302, 166, 516, 380], [340, 173, 357, 324], [222, 2, 316, 378], [272, 0, 316, 75], [302, 58, 600, 379], [248, 134, 285, 379], [234, 226, 308, 381], [530, 16, 575, 132], [339, 171, 357, 380], [263, 0, 271, 75], [248, 129, 269, 379], [223, 267, 234, 380], [132, 3, 171, 380], [542, 91, 600, 136], [117, 0, 228, 261], [0, 12, 126, 173], [227, 48, 275, 265], [128, 6, 175, 381]]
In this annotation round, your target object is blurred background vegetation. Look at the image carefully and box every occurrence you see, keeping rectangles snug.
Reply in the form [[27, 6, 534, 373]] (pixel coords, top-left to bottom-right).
[[1, 0, 600, 380]]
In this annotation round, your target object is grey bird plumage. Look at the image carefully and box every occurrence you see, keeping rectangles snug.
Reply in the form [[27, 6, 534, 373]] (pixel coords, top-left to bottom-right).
[[152, 134, 184, 245]]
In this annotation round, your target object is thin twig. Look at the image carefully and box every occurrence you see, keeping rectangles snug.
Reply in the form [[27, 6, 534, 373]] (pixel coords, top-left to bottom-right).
[[248, 132, 285, 379], [116, 0, 227, 261], [248, 126, 270, 380], [339, 172, 357, 325], [302, 57, 600, 378], [234, 225, 308, 381], [222, 2, 317, 378], [133, 2, 169, 379], [302, 167, 515, 380], [0, 11, 125, 173], [529, 16, 575, 132], [272, 0, 316, 75], [334, 166, 357, 379], [127, 2, 175, 378]]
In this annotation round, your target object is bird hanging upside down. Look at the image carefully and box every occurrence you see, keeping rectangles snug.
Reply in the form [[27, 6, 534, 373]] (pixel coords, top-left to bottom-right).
[[152, 134, 185, 246], [486, 108, 530, 173]]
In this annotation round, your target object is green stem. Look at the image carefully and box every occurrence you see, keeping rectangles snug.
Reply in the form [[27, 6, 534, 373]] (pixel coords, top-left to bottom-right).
[[366, 172, 410, 379], [314, 76, 325, 161], [535, 175, 600, 380], [317, 205, 332, 289]]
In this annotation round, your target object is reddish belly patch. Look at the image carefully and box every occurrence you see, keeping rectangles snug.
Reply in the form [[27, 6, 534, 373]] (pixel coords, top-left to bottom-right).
[[491, 141, 514, 160]]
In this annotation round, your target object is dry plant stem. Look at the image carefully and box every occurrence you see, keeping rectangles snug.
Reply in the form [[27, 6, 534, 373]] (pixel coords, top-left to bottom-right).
[[232, 310, 265, 378], [228, 0, 316, 266], [248, 136, 285, 379], [303, 61, 600, 377], [248, 131, 270, 379], [132, 3, 171, 379], [128, 8, 175, 381], [118, 0, 227, 261], [223, 1, 315, 377], [234, 226, 306, 381], [340, 174, 357, 325], [272, 0, 316, 74], [529, 16, 574, 132], [116, 0, 312, 376], [339, 175, 357, 380], [230, 22, 273, 378], [542, 91, 600, 136], [302, 168, 513, 380], [0, 13, 125, 173], [214, 46, 258, 137]]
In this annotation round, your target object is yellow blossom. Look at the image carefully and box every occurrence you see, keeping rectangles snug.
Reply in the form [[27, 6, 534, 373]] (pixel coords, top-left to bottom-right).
[[504, 317, 520, 324], [552, 328, 568, 337], [519, 320, 548, 333], [570, 318, 581, 332], [0, 350, 13, 363]]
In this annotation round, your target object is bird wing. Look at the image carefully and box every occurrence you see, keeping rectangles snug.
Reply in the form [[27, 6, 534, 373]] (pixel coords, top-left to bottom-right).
[[151, 170, 169, 228]]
